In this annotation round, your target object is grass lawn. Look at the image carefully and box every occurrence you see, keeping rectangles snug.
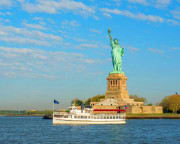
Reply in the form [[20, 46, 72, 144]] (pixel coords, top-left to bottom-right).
[[126, 113, 180, 119]]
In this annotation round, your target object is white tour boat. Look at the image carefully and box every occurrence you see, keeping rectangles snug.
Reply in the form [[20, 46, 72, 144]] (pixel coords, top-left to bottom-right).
[[53, 106, 126, 125]]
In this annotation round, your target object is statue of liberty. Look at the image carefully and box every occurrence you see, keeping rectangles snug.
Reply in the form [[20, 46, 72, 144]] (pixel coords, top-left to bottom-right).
[[108, 28, 124, 74]]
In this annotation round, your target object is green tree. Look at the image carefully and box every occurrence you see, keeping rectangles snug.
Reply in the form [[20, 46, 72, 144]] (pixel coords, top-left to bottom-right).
[[147, 103, 152, 106], [71, 98, 83, 106], [159, 96, 169, 112], [84, 98, 91, 106], [129, 94, 147, 103], [84, 94, 105, 106], [160, 94, 180, 113], [91, 94, 105, 102]]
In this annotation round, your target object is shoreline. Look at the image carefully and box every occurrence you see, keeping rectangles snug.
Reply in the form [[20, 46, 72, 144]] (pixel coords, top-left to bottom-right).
[[126, 114, 180, 119], [0, 114, 43, 117], [1, 114, 180, 119], [126, 116, 180, 119]]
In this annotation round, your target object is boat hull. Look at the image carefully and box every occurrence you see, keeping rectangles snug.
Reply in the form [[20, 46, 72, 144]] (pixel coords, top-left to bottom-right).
[[53, 118, 126, 125]]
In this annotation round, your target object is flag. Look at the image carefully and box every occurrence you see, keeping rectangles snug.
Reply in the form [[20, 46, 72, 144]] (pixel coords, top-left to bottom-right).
[[124, 105, 128, 109], [54, 99, 59, 104]]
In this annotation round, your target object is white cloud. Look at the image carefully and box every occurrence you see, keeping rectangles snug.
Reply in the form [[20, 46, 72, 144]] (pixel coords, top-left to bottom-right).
[[93, 15, 99, 20], [171, 9, 180, 20], [155, 0, 171, 8], [20, 0, 95, 16], [77, 43, 99, 49], [0, 0, 12, 8], [72, 37, 88, 43], [128, 0, 148, 5], [167, 19, 180, 25], [101, 8, 164, 23], [62, 20, 80, 27], [126, 46, 139, 53], [75, 42, 110, 51], [0, 18, 10, 24], [0, 24, 62, 47], [128, 0, 172, 8], [172, 47, 180, 50], [101, 8, 121, 15], [23, 22, 46, 30], [112, 0, 121, 6], [0, 71, 16, 78], [0, 47, 96, 79], [0, 36, 50, 46], [33, 17, 44, 21], [102, 12, 112, 18], [89, 29, 101, 34], [148, 48, 164, 54], [0, 11, 11, 16]]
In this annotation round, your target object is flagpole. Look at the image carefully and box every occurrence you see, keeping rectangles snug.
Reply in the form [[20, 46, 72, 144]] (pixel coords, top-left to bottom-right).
[[53, 101, 54, 112]]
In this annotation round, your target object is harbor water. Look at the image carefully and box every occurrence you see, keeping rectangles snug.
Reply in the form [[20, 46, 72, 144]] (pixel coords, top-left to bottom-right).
[[0, 116, 180, 144]]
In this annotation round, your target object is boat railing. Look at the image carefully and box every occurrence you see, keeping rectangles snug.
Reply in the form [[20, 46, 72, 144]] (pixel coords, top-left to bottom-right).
[[53, 113, 125, 120]]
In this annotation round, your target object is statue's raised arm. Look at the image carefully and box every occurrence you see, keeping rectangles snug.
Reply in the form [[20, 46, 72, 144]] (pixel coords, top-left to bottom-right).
[[108, 28, 113, 45]]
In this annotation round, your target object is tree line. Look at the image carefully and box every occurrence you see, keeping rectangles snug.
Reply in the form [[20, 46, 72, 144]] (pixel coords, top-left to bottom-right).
[[71, 94, 147, 106], [71, 94, 105, 106]]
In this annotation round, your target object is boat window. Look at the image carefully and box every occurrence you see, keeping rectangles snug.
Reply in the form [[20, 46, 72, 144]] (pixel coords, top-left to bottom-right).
[[81, 116, 83, 118], [116, 116, 118, 119], [113, 116, 115, 119], [84, 116, 87, 119], [104, 116, 106, 119], [78, 116, 80, 118], [88, 116, 90, 119], [74, 116, 77, 118], [110, 116, 112, 119], [107, 116, 109, 119]]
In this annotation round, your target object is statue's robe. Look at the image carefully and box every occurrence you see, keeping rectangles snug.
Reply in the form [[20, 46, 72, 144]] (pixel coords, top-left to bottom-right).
[[111, 44, 123, 72]]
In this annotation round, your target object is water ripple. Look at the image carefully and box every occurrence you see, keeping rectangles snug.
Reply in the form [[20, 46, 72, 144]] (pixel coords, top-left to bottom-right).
[[0, 117, 180, 144]]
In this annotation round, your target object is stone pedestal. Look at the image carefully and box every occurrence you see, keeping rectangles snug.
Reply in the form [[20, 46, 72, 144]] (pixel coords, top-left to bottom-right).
[[91, 73, 148, 113], [105, 73, 129, 101]]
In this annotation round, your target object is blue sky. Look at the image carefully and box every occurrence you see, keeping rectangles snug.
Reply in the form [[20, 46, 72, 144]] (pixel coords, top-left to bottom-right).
[[0, 0, 179, 110]]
